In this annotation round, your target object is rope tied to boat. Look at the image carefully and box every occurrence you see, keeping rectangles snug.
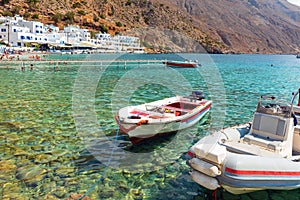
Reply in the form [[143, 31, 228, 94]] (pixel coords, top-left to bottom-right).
[[78, 127, 121, 200]]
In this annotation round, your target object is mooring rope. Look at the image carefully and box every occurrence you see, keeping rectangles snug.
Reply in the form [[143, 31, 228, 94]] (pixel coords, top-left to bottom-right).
[[78, 127, 120, 200]]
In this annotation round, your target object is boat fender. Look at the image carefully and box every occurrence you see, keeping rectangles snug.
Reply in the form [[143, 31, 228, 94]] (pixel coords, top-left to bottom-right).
[[189, 158, 221, 177], [193, 132, 227, 164], [190, 170, 220, 190], [136, 120, 149, 126]]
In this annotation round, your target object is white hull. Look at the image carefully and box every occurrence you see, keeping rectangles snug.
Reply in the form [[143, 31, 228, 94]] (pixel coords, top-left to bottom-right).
[[121, 108, 209, 138], [115, 94, 212, 143], [187, 92, 300, 194]]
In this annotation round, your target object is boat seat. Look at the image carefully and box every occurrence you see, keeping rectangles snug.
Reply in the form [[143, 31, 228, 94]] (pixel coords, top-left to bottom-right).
[[242, 112, 294, 157], [221, 141, 282, 158], [161, 105, 191, 113], [243, 134, 286, 152]]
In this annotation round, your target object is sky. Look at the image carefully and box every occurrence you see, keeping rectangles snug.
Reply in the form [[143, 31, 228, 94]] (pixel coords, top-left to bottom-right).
[[287, 0, 300, 7]]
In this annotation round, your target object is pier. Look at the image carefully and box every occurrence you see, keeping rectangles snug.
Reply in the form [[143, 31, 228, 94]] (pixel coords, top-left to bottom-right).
[[0, 59, 164, 70]]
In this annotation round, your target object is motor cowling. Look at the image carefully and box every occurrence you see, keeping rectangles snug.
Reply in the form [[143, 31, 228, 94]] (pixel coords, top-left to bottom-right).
[[191, 90, 205, 100]]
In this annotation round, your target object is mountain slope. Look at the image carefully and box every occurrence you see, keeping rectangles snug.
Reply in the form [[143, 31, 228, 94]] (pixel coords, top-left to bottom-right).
[[1, 0, 300, 53], [170, 0, 300, 53]]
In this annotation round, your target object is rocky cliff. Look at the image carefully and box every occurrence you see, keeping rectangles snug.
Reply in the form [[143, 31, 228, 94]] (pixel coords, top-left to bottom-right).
[[1, 0, 300, 53]]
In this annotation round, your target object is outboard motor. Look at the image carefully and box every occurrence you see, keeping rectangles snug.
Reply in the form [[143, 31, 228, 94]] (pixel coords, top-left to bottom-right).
[[191, 91, 205, 100]]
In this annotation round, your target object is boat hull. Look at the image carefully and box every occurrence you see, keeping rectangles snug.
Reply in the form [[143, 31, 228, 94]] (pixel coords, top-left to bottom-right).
[[162, 61, 197, 68], [219, 151, 300, 194], [187, 123, 300, 194], [115, 99, 211, 144]]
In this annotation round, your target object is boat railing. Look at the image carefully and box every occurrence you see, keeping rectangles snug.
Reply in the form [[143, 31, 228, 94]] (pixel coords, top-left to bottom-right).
[[256, 95, 294, 118], [256, 101, 291, 118]]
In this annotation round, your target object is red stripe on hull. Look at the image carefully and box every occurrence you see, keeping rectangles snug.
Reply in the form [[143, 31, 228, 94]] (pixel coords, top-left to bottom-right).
[[226, 167, 300, 176], [182, 104, 211, 122]]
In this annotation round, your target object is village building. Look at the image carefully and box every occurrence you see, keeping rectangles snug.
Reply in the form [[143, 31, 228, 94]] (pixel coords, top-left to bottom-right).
[[0, 15, 144, 53]]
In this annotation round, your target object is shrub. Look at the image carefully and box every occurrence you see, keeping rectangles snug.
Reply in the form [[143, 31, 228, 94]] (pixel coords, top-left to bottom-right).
[[77, 10, 86, 15], [52, 13, 63, 24], [125, 0, 131, 6], [115, 21, 122, 27], [2, 10, 13, 17], [99, 24, 108, 33], [93, 14, 99, 22], [72, 2, 81, 8], [64, 11, 75, 23], [32, 13, 39, 19], [99, 14, 105, 19], [2, 0, 10, 5]]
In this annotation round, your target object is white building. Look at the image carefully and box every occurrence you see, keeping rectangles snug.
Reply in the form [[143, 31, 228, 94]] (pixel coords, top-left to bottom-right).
[[0, 23, 9, 43], [0, 16, 48, 47], [63, 25, 90, 44], [111, 35, 143, 53], [0, 15, 144, 53], [18, 20, 44, 34]]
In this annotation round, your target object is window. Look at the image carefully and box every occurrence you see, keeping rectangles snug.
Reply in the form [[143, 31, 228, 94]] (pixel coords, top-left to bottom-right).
[[35, 25, 39, 28], [20, 36, 25, 40], [26, 36, 30, 40], [0, 35, 2, 39], [13, 29, 16, 32], [35, 38, 37, 40], [36, 31, 39, 33], [1, 29, 6, 32]]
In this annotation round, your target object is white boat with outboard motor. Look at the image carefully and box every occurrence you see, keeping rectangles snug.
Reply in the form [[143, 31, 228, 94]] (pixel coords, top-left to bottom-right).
[[115, 91, 212, 144], [186, 89, 300, 194]]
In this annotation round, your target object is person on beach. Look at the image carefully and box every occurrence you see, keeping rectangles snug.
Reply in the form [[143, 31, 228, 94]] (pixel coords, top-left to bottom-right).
[[29, 64, 33, 71], [35, 55, 41, 61]]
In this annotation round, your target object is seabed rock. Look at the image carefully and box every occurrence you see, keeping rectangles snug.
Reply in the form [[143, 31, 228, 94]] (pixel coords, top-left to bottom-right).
[[66, 193, 93, 200], [16, 165, 47, 187]]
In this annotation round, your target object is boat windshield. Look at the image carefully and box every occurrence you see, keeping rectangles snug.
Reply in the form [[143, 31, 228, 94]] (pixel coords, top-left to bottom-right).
[[256, 96, 291, 118]]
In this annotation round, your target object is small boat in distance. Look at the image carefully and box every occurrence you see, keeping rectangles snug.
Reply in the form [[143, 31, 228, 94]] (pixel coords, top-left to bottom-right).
[[296, 54, 300, 58], [115, 91, 212, 144], [162, 59, 200, 68], [186, 89, 300, 194]]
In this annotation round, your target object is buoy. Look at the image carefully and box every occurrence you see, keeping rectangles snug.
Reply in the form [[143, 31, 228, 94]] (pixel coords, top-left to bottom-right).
[[190, 170, 220, 190], [189, 158, 221, 177]]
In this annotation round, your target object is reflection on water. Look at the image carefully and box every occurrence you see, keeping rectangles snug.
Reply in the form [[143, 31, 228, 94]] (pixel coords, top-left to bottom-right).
[[0, 54, 300, 199]]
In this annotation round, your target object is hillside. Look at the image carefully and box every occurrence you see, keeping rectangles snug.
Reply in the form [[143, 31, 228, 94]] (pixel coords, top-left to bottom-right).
[[171, 0, 300, 53], [1, 0, 300, 53]]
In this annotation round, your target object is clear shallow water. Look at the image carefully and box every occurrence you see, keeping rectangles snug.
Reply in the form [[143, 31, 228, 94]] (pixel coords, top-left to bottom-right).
[[0, 54, 300, 199]]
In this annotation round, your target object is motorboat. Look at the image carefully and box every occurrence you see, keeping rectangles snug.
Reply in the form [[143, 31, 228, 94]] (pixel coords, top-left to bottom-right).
[[186, 89, 300, 194], [162, 59, 200, 68], [115, 91, 212, 144]]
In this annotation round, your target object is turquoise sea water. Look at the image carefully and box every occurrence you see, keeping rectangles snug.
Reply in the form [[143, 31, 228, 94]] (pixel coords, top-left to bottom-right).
[[0, 53, 300, 199]]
